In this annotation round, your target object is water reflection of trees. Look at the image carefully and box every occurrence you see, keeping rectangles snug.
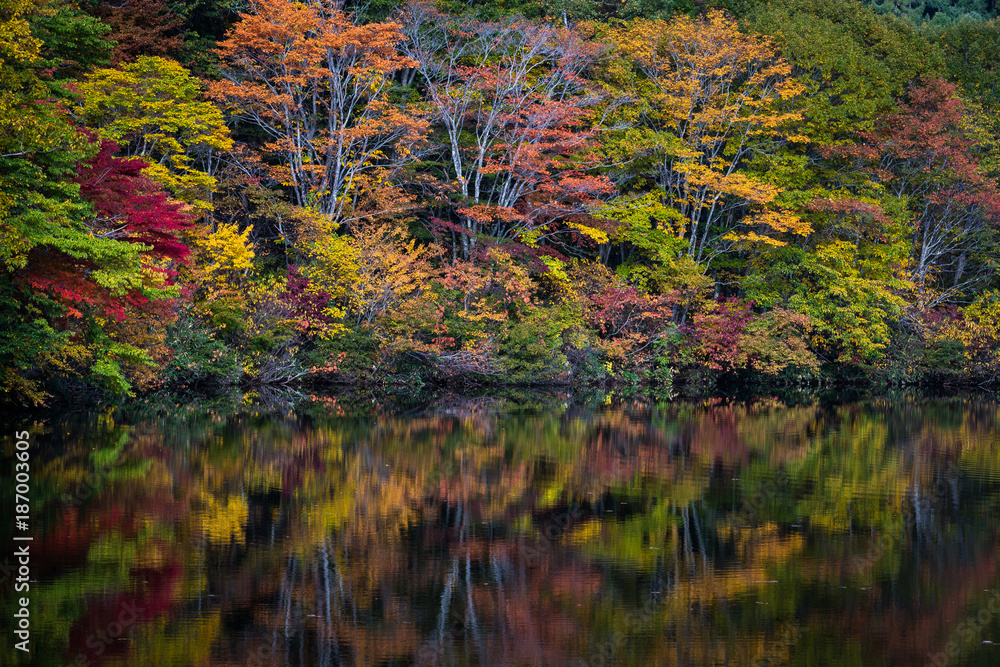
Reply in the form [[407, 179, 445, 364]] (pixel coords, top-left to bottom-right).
[[12, 395, 1000, 666]]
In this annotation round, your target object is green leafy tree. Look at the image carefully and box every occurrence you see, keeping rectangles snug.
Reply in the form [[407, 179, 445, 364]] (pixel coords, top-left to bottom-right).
[[863, 0, 994, 25], [29, 0, 113, 76], [749, 0, 946, 145]]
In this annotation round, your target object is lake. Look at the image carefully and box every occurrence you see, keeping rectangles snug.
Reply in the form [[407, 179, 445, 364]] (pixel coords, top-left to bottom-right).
[[3, 390, 1000, 666]]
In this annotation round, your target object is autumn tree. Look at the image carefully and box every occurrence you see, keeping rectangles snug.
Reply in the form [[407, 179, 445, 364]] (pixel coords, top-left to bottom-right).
[[691, 298, 819, 375], [739, 0, 948, 362], [1, 1, 180, 401], [29, 0, 113, 76], [77, 56, 232, 212], [3, 133, 183, 400], [195, 222, 255, 292], [933, 291, 1000, 378], [749, 0, 945, 145], [830, 78, 1000, 308], [209, 0, 427, 224], [566, 260, 675, 374], [399, 2, 615, 261], [82, 0, 184, 63], [603, 11, 808, 266], [72, 140, 195, 390], [76, 139, 193, 263], [936, 18, 1000, 118], [301, 218, 435, 329]]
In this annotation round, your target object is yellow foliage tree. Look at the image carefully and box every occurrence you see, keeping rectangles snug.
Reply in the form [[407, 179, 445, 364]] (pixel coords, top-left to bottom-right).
[[347, 223, 436, 327], [606, 11, 809, 263], [0, 0, 39, 68], [197, 222, 255, 291], [78, 56, 233, 212], [302, 219, 436, 333]]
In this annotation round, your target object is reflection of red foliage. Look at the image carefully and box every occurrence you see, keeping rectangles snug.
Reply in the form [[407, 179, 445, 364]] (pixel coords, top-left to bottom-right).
[[281, 446, 325, 498], [838, 548, 1000, 666], [54, 495, 185, 664], [64, 561, 182, 666], [580, 416, 677, 483], [33, 508, 98, 576], [684, 405, 752, 470]]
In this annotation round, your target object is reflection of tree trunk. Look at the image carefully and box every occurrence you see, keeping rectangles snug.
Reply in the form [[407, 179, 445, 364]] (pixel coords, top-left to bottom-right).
[[466, 549, 483, 663], [300, 560, 307, 664], [690, 501, 710, 577], [437, 558, 459, 654], [313, 560, 324, 665], [273, 553, 296, 654], [492, 552, 509, 665], [682, 504, 695, 568], [912, 482, 924, 547], [320, 541, 340, 666]]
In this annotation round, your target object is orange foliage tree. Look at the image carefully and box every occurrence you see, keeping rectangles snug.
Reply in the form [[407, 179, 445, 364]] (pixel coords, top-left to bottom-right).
[[208, 0, 427, 224]]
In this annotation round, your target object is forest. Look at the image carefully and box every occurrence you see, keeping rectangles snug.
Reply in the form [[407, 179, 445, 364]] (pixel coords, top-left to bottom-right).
[[4, 0, 1000, 405]]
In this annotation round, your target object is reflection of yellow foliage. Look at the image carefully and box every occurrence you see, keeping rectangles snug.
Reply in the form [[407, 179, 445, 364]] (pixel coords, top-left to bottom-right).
[[723, 522, 806, 566], [195, 492, 248, 544], [295, 487, 357, 555], [567, 520, 601, 546], [35, 397, 1000, 667], [124, 612, 222, 667]]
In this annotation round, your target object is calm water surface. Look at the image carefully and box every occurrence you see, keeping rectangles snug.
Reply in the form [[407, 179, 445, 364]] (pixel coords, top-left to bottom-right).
[[3, 391, 1000, 666]]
